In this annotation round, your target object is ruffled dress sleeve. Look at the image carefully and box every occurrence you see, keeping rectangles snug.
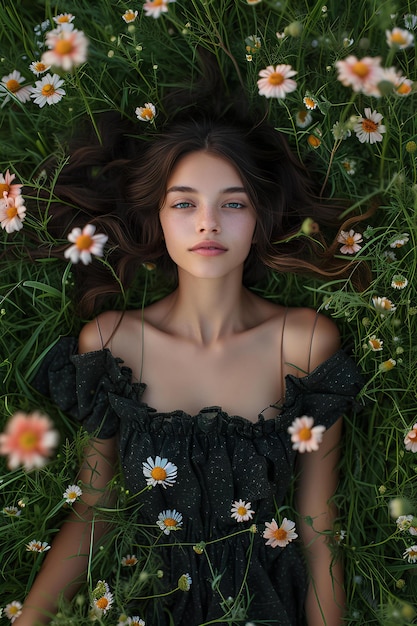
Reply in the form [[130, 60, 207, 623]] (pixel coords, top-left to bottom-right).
[[32, 337, 142, 439]]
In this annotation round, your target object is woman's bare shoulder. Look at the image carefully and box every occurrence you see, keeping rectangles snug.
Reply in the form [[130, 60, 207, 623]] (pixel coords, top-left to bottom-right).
[[284, 306, 341, 373], [78, 310, 126, 354]]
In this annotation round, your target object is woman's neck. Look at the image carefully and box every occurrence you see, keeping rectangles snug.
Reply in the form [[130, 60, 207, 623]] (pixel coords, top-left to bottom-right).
[[160, 271, 256, 346]]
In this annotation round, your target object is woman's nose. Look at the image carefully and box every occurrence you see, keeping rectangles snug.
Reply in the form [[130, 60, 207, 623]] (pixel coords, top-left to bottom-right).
[[196, 205, 220, 232]]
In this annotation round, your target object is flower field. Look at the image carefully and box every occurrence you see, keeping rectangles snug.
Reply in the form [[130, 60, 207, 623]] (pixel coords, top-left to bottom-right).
[[0, 0, 416, 623]]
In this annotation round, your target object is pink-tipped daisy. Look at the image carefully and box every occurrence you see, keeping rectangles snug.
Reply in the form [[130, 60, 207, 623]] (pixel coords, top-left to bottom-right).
[[337, 229, 363, 254], [0, 169, 23, 199], [30, 73, 66, 107], [257, 64, 297, 99], [0, 194, 26, 233], [287, 415, 326, 453], [231, 499, 255, 522], [142, 455, 178, 488], [143, 0, 175, 19], [1, 70, 32, 104], [42, 26, 89, 71], [0, 411, 58, 471], [354, 108, 386, 144], [404, 424, 417, 453], [263, 517, 298, 548], [335, 55, 383, 96], [64, 224, 108, 265]]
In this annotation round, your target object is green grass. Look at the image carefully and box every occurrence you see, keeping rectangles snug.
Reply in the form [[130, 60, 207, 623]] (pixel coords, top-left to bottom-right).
[[1, 0, 417, 623]]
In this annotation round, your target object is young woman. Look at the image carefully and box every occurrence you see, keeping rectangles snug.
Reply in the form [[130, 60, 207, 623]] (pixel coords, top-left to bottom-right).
[[16, 107, 365, 626]]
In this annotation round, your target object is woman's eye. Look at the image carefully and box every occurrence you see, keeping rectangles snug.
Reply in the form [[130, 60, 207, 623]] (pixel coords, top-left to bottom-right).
[[224, 202, 244, 209], [173, 201, 193, 209]]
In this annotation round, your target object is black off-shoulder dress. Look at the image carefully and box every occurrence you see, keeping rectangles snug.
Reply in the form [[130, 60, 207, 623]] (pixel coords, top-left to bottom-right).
[[34, 338, 364, 626]]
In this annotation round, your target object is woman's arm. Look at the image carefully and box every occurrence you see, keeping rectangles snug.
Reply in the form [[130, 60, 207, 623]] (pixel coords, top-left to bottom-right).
[[296, 419, 345, 626], [15, 436, 118, 625]]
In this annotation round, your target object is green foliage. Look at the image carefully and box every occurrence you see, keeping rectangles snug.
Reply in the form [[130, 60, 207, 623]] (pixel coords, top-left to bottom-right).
[[1, 0, 417, 623]]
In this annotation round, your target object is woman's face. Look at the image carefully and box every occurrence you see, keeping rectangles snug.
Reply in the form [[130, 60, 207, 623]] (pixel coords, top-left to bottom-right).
[[159, 151, 257, 281]]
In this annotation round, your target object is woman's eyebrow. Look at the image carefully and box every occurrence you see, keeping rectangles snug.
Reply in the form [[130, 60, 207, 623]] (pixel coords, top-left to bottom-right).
[[166, 185, 247, 193]]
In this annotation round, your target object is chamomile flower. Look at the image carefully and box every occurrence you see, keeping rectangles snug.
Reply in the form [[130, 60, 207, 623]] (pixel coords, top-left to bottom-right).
[[0, 194, 26, 233], [379, 358, 396, 372], [396, 515, 414, 531], [391, 274, 408, 289], [354, 108, 386, 144], [337, 229, 363, 254], [231, 499, 255, 522], [122, 10, 139, 23], [263, 517, 298, 548], [135, 102, 156, 122], [303, 94, 318, 110], [29, 61, 51, 76], [342, 158, 356, 175], [2, 506, 21, 517], [404, 424, 417, 453], [26, 540, 51, 552], [257, 64, 297, 99], [121, 554, 138, 567], [386, 27, 414, 49], [287, 416, 326, 452], [0, 70, 32, 104], [335, 55, 384, 96], [372, 296, 396, 315], [295, 109, 312, 128], [53, 13, 75, 24], [42, 25, 89, 71], [64, 224, 108, 265], [403, 545, 417, 563], [157, 509, 183, 534], [390, 234, 409, 248], [4, 601, 22, 623], [143, 0, 175, 19], [142, 455, 178, 488], [368, 336, 383, 351], [0, 411, 58, 471], [127, 618, 145, 626], [30, 73, 66, 107], [63, 484, 83, 503]]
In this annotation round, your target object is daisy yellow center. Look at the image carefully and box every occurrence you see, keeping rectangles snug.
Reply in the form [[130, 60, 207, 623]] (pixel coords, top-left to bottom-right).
[[55, 39, 74, 55], [382, 360, 395, 371], [362, 119, 378, 133], [6, 205, 18, 219], [408, 548, 417, 558], [394, 280, 405, 287], [370, 339, 381, 349], [345, 236, 355, 246], [298, 427, 312, 441], [141, 108, 154, 120], [308, 135, 321, 147], [96, 597, 109, 610], [153, 0, 164, 5], [125, 12, 135, 21], [75, 234, 93, 250], [237, 506, 247, 516], [32, 543, 42, 550], [397, 83, 411, 95], [151, 466, 167, 481], [272, 527, 287, 541], [304, 97, 315, 108], [164, 517, 177, 526], [298, 110, 308, 121], [57, 16, 70, 23], [352, 61, 370, 78], [0, 183, 10, 194], [6, 79, 21, 93], [42, 83, 56, 97], [391, 32, 407, 45], [125, 557, 136, 565], [18, 430, 39, 451], [35, 63, 48, 72], [268, 72, 285, 86], [67, 491, 77, 499], [8, 606, 20, 616], [343, 162, 352, 171]]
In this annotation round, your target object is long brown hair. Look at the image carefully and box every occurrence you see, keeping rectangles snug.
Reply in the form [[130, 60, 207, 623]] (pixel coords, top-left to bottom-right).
[[31, 106, 371, 316]]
